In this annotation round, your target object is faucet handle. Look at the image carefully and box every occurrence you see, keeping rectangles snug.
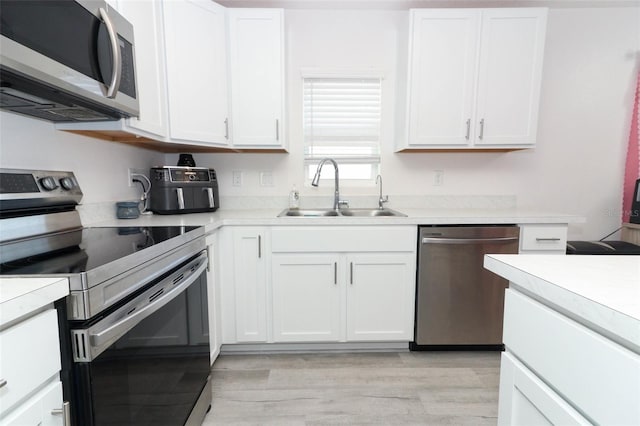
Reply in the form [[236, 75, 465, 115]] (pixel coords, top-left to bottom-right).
[[338, 199, 350, 209], [379, 195, 389, 209]]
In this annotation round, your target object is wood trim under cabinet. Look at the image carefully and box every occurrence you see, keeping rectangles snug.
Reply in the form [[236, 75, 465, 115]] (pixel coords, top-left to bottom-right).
[[60, 129, 288, 153]]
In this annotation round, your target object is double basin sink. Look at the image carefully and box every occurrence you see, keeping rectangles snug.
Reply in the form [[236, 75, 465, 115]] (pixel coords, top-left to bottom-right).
[[278, 208, 406, 217]]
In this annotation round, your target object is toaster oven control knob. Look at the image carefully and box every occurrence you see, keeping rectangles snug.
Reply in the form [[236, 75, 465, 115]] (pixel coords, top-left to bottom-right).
[[59, 177, 76, 190], [39, 176, 59, 191]]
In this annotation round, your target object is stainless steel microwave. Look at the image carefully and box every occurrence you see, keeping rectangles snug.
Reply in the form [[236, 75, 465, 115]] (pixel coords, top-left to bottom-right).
[[0, 0, 139, 122]]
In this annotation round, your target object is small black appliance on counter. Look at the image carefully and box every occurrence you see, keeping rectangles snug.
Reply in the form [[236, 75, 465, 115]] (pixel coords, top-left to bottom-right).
[[631, 178, 640, 224], [566, 240, 640, 255], [149, 166, 219, 214]]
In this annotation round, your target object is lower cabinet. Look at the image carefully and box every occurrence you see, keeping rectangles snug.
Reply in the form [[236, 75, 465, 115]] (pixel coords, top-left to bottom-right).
[[271, 226, 417, 343]]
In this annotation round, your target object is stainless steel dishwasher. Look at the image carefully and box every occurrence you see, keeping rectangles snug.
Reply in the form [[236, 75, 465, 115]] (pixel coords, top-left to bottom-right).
[[412, 225, 520, 350]]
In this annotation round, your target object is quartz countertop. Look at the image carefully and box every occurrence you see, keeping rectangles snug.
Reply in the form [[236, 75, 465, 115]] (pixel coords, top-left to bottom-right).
[[83, 207, 583, 232], [0, 277, 69, 329], [484, 254, 640, 353]]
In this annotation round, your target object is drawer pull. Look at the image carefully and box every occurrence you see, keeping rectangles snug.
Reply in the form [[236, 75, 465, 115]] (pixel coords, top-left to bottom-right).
[[52, 401, 71, 426], [536, 237, 561, 242], [0, 379, 6, 388]]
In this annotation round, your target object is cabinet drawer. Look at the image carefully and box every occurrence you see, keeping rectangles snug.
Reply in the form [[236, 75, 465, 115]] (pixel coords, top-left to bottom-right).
[[271, 226, 416, 253], [0, 309, 61, 415], [519, 225, 567, 252], [504, 289, 640, 425], [0, 380, 63, 426]]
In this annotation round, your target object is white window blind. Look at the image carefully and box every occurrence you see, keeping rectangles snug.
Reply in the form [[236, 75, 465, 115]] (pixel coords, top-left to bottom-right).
[[303, 77, 381, 181]]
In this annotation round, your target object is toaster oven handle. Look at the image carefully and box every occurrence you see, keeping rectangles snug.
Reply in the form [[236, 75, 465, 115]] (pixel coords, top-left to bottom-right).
[[99, 8, 122, 99], [175, 188, 185, 210], [203, 187, 215, 208]]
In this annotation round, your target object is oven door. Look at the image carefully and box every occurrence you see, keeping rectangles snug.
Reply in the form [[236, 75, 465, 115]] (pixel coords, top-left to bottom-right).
[[68, 252, 210, 426]]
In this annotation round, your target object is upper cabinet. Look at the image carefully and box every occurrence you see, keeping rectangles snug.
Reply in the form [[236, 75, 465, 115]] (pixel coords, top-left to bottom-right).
[[227, 9, 287, 150], [163, 0, 229, 147], [397, 8, 547, 151]]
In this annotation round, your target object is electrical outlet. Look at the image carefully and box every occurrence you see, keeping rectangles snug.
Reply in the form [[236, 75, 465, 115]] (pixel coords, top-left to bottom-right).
[[434, 170, 444, 186], [127, 168, 147, 187], [232, 170, 243, 187], [260, 171, 274, 187]]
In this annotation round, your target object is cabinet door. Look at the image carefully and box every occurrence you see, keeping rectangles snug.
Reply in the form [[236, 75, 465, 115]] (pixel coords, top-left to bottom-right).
[[1, 381, 64, 426], [206, 233, 222, 362], [407, 9, 480, 147], [346, 253, 415, 341], [228, 9, 285, 148], [117, 0, 168, 138], [232, 227, 268, 342], [475, 8, 547, 146], [498, 352, 590, 425], [272, 254, 341, 342], [163, 0, 229, 145]]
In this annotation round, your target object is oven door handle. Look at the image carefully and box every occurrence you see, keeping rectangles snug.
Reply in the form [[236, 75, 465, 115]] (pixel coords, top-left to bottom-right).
[[72, 253, 208, 361]]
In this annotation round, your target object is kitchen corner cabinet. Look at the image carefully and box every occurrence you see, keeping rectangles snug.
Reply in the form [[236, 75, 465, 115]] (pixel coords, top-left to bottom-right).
[[163, 0, 229, 146], [398, 8, 547, 151], [228, 9, 286, 149], [218, 227, 269, 343], [271, 226, 416, 343]]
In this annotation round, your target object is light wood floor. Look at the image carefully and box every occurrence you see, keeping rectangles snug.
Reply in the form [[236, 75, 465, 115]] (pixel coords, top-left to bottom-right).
[[201, 351, 501, 425]]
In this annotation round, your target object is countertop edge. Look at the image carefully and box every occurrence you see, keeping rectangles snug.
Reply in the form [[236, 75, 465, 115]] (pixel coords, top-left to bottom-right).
[[0, 277, 69, 329]]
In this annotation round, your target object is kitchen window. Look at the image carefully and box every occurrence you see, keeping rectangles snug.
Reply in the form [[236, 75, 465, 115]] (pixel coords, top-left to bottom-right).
[[303, 77, 382, 183]]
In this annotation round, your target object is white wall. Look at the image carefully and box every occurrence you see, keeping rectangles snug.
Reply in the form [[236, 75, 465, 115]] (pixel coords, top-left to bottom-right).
[[0, 112, 164, 205], [167, 6, 640, 240]]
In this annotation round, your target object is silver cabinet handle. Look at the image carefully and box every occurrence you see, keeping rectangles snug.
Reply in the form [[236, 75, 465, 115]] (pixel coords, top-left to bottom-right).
[[51, 402, 71, 426], [465, 119, 471, 140], [0, 379, 7, 388], [479, 118, 485, 140], [536, 237, 561, 242], [276, 119, 279, 141], [334, 262, 337, 285], [422, 236, 518, 245], [258, 235, 262, 258], [175, 188, 185, 210], [99, 8, 122, 99], [350, 262, 353, 285], [224, 118, 229, 140], [203, 187, 214, 208]]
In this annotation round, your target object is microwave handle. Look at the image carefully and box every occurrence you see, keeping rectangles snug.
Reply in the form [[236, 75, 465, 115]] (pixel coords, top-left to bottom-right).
[[99, 8, 122, 98]]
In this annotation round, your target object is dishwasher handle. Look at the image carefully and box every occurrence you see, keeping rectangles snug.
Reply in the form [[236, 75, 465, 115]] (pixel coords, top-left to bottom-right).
[[422, 236, 519, 245]]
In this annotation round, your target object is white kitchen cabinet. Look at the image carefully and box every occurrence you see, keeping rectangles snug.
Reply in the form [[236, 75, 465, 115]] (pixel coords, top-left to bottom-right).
[[272, 254, 342, 342], [0, 309, 65, 426], [346, 253, 415, 341], [219, 227, 269, 343], [498, 352, 590, 425], [270, 226, 416, 343], [228, 9, 286, 149], [205, 232, 222, 363], [498, 288, 640, 425], [399, 8, 547, 150], [518, 224, 568, 254], [164, 0, 230, 146]]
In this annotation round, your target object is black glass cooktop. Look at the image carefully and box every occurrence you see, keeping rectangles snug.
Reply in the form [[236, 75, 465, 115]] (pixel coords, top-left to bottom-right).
[[0, 226, 200, 275]]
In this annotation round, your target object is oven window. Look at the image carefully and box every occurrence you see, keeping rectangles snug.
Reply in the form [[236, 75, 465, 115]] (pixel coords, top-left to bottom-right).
[[76, 274, 210, 426]]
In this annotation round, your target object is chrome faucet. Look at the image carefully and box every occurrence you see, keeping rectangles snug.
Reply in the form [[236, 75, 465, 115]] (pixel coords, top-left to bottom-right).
[[376, 174, 388, 209], [311, 158, 347, 211]]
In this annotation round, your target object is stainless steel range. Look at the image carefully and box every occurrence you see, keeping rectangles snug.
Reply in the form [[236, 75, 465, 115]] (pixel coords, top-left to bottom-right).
[[0, 168, 212, 426]]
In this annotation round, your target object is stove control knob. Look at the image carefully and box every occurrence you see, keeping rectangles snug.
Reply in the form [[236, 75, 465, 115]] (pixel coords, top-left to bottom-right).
[[39, 176, 59, 191], [59, 177, 76, 190]]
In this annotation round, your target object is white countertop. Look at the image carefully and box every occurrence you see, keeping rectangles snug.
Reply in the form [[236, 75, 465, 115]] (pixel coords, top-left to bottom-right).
[[84, 207, 583, 232], [484, 254, 640, 353], [0, 277, 69, 329]]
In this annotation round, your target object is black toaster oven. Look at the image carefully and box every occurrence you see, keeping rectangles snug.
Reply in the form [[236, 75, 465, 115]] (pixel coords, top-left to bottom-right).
[[149, 166, 219, 214]]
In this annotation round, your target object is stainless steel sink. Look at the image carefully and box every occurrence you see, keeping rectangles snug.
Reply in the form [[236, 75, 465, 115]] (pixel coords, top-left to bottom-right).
[[278, 209, 340, 217], [339, 208, 407, 217], [277, 208, 406, 217]]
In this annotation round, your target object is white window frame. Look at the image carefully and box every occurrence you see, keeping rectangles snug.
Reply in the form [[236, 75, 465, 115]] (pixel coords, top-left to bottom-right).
[[302, 70, 383, 186]]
